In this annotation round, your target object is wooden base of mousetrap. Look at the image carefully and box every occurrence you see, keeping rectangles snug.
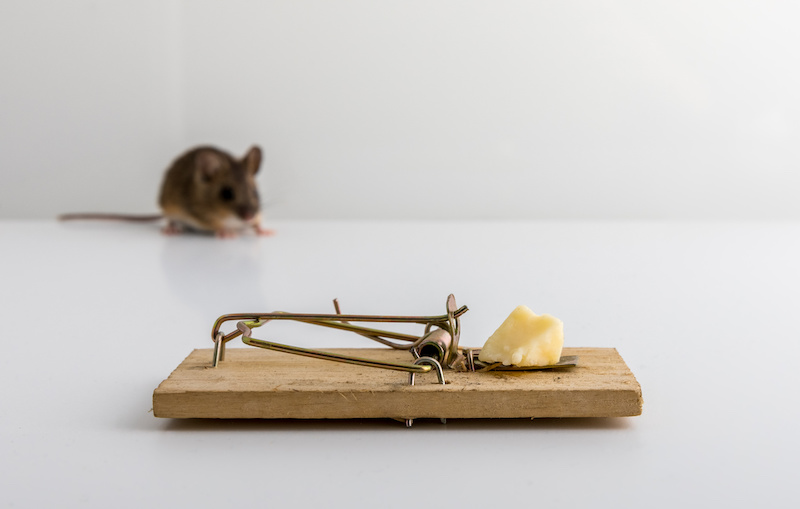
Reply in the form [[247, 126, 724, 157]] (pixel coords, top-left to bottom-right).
[[153, 347, 642, 420]]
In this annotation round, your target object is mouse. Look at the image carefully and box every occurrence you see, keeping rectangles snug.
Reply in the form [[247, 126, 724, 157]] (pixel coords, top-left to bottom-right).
[[60, 145, 273, 238]]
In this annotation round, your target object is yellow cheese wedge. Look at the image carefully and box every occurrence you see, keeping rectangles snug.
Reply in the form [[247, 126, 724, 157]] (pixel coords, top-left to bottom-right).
[[478, 305, 564, 366]]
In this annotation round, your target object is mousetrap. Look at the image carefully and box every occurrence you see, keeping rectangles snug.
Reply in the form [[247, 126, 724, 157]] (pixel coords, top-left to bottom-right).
[[153, 295, 642, 425]]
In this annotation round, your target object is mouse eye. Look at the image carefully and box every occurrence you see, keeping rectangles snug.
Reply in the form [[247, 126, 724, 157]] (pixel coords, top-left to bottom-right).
[[220, 186, 235, 201]]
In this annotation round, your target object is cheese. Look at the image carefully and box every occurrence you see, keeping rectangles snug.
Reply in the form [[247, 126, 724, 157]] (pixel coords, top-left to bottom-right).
[[478, 305, 564, 366]]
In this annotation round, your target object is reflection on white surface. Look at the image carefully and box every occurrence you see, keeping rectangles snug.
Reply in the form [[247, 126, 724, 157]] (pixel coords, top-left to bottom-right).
[[160, 234, 269, 320]]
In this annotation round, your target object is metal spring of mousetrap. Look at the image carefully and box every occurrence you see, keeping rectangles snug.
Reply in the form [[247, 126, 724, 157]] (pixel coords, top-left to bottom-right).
[[210, 294, 579, 385]]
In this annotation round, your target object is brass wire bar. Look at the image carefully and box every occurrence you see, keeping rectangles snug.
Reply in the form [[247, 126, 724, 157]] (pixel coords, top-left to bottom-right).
[[241, 333, 432, 373], [211, 306, 469, 345], [234, 319, 433, 373], [209, 295, 468, 374]]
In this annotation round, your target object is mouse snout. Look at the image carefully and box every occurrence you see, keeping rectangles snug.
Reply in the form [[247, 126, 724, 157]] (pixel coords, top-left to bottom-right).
[[236, 205, 258, 221]]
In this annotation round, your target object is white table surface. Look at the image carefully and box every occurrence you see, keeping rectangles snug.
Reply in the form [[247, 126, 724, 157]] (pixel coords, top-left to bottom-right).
[[1, 220, 798, 508]]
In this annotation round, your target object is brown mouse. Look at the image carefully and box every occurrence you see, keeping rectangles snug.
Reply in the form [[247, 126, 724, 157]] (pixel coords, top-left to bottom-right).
[[60, 145, 273, 238]]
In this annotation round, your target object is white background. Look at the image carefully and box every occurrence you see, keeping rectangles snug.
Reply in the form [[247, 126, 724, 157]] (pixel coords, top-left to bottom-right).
[[2, 4, 800, 507], [2, 0, 799, 220]]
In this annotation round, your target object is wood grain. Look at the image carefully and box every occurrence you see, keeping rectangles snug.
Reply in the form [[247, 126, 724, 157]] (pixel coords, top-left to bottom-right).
[[153, 347, 642, 420]]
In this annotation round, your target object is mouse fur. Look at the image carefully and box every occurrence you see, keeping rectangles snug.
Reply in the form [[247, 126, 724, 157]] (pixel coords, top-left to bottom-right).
[[159, 145, 271, 237]]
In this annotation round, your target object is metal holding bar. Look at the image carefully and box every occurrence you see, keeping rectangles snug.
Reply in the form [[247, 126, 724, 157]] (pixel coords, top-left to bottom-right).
[[211, 307, 468, 345], [210, 294, 468, 374]]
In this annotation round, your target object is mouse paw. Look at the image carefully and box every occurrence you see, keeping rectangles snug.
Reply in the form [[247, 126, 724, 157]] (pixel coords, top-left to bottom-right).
[[215, 229, 239, 239], [162, 222, 183, 235], [255, 226, 275, 236]]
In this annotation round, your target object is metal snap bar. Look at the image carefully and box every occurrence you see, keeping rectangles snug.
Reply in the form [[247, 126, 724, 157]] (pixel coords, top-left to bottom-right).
[[240, 320, 432, 373], [209, 294, 468, 375]]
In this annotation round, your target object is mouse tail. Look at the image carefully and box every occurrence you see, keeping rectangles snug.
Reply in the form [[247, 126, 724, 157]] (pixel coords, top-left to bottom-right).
[[59, 213, 164, 222]]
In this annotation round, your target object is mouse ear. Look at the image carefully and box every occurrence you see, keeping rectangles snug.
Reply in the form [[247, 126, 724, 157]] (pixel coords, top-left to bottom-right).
[[195, 149, 223, 181], [243, 145, 262, 175]]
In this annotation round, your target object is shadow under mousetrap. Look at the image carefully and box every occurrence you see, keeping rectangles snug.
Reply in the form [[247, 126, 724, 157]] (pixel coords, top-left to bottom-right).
[[153, 295, 642, 426]]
